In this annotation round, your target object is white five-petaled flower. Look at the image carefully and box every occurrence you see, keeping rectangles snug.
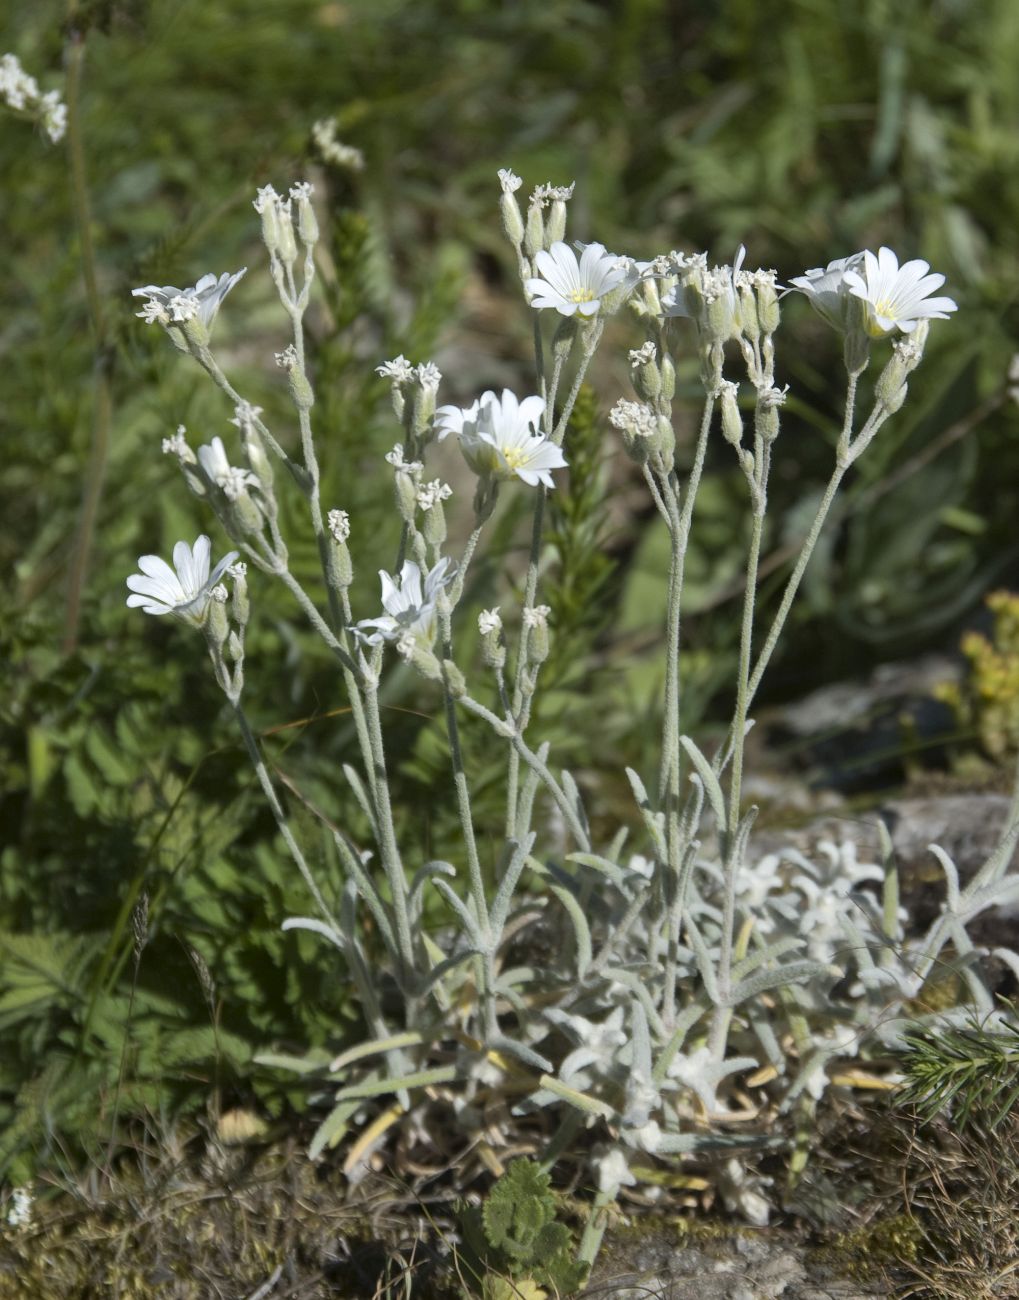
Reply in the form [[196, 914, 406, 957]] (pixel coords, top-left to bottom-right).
[[126, 535, 239, 624], [434, 389, 567, 489], [525, 241, 627, 317], [356, 559, 453, 649], [197, 436, 259, 500], [843, 246, 957, 336], [132, 269, 246, 331]]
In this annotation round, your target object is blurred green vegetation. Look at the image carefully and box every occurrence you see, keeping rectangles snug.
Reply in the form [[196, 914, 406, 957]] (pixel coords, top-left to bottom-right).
[[2, 0, 1019, 1176]]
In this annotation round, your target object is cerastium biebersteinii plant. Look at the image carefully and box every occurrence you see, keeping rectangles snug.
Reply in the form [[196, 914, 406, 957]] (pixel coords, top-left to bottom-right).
[[126, 169, 1019, 1276]]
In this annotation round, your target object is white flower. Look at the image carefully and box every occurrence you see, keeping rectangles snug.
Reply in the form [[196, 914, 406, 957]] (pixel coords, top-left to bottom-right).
[[161, 425, 192, 461], [327, 508, 350, 542], [275, 343, 298, 369], [385, 444, 423, 473], [529, 181, 575, 207], [497, 168, 523, 194], [416, 361, 442, 390], [525, 241, 627, 317], [786, 254, 865, 330], [126, 535, 239, 624], [435, 389, 567, 488], [608, 398, 657, 441], [629, 341, 657, 367], [416, 479, 452, 511], [197, 436, 258, 500], [478, 608, 502, 635], [843, 246, 957, 336], [356, 559, 453, 648], [376, 355, 415, 383], [522, 604, 550, 630], [229, 401, 263, 431], [132, 269, 246, 331]]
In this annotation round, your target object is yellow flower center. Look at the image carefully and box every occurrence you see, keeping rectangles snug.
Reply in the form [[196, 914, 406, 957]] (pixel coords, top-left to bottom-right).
[[568, 287, 597, 304], [866, 297, 897, 337], [502, 445, 529, 470]]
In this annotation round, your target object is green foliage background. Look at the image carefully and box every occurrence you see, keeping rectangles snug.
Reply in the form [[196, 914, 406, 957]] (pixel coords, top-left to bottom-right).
[[2, 0, 1018, 1177]]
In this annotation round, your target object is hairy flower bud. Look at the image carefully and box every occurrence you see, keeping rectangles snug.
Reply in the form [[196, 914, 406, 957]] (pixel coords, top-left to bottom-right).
[[524, 201, 544, 260], [756, 280, 780, 335], [720, 382, 743, 447]]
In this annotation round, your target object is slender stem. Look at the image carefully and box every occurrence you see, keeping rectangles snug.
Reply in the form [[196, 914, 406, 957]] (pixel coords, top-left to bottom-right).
[[361, 681, 417, 982], [231, 703, 337, 928], [459, 694, 590, 851], [62, 24, 113, 653], [658, 396, 715, 805]]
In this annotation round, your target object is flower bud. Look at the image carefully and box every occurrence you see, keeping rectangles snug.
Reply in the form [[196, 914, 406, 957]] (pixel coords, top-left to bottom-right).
[[394, 472, 418, 524], [255, 187, 281, 254], [478, 609, 505, 671], [441, 659, 467, 698], [181, 315, 210, 350], [228, 490, 265, 536], [738, 284, 759, 345], [756, 401, 780, 444], [882, 380, 908, 414], [524, 202, 544, 260], [720, 383, 743, 447], [552, 315, 578, 358], [206, 590, 230, 646], [523, 605, 551, 666], [659, 354, 676, 401], [875, 352, 909, 407], [290, 184, 319, 246], [546, 198, 568, 246], [707, 296, 735, 343], [276, 203, 298, 267], [653, 415, 676, 463], [500, 191, 524, 247], [756, 281, 780, 335], [422, 499, 447, 547], [843, 328, 870, 377], [288, 367, 315, 411], [227, 630, 244, 662], [398, 638, 443, 682], [633, 361, 661, 403], [332, 538, 354, 588], [231, 567, 249, 628]]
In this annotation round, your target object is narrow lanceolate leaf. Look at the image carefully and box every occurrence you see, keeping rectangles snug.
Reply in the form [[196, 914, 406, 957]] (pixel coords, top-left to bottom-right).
[[254, 1049, 333, 1075], [342, 763, 379, 837], [548, 883, 592, 977], [680, 736, 727, 830], [538, 1074, 614, 1118], [732, 960, 835, 1004], [308, 1098, 361, 1159], [332, 1065, 458, 1102], [330, 1030, 431, 1074], [565, 852, 629, 889], [625, 767, 667, 856]]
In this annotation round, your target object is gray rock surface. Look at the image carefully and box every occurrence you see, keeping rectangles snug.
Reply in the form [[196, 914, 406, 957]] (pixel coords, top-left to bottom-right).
[[588, 1226, 890, 1298]]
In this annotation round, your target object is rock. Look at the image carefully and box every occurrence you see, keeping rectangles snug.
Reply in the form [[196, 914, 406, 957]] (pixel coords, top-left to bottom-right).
[[589, 1224, 889, 1298]]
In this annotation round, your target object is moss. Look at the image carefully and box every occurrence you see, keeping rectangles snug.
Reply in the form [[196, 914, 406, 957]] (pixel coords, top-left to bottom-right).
[[812, 1213, 922, 1282]]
